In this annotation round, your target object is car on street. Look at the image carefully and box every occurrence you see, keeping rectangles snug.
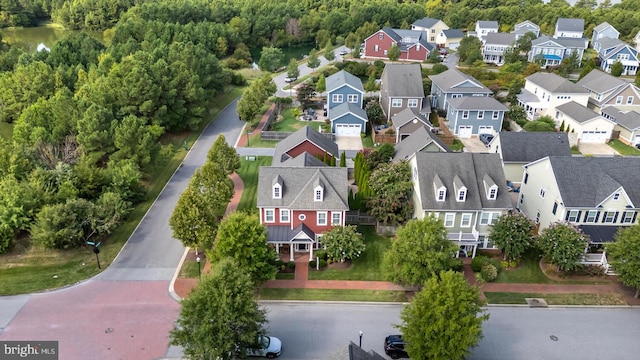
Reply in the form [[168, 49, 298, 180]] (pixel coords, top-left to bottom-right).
[[247, 335, 282, 358], [339, 49, 348, 55], [284, 77, 295, 83], [479, 133, 494, 147], [636, 143, 640, 149], [384, 335, 409, 359]]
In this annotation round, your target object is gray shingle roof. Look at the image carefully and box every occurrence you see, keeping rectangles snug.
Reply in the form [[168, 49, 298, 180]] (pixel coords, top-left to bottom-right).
[[556, 18, 584, 33], [576, 69, 626, 94], [265, 224, 315, 243], [546, 156, 640, 207], [414, 152, 512, 211], [514, 20, 539, 31], [601, 107, 640, 131], [596, 37, 625, 50], [326, 70, 364, 94], [555, 101, 600, 124], [484, 32, 516, 46], [329, 102, 368, 122], [412, 17, 441, 29], [553, 37, 589, 48], [393, 126, 450, 161], [391, 107, 430, 129], [381, 27, 402, 42], [526, 72, 589, 94], [429, 69, 491, 94], [272, 126, 338, 166], [257, 166, 349, 210], [442, 29, 464, 38], [381, 64, 424, 97], [593, 22, 614, 32], [280, 152, 327, 167], [446, 96, 507, 111], [497, 132, 570, 162], [478, 21, 499, 29]]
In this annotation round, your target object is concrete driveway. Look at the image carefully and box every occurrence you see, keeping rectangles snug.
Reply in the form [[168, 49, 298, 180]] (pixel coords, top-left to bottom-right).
[[335, 136, 363, 152], [578, 142, 619, 156], [460, 137, 489, 153]]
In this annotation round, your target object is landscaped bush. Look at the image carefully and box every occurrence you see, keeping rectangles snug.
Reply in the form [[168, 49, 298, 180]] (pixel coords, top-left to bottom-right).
[[287, 261, 295, 270], [481, 263, 498, 282], [315, 250, 327, 261], [572, 264, 606, 277], [450, 258, 464, 272], [309, 260, 316, 268], [472, 255, 501, 273]]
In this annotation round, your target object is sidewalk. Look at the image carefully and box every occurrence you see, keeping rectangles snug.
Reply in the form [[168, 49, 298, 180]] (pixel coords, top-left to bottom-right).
[[235, 103, 275, 147]]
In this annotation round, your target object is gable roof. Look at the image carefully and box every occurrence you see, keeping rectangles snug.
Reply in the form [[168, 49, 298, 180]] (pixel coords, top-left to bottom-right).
[[596, 37, 625, 51], [601, 107, 640, 131], [556, 18, 584, 33], [326, 70, 364, 94], [412, 17, 441, 28], [329, 102, 368, 122], [272, 126, 338, 166], [414, 152, 512, 211], [393, 126, 450, 161], [429, 68, 491, 94], [442, 29, 464, 38], [497, 132, 570, 162], [514, 20, 539, 31], [593, 22, 617, 34], [576, 69, 627, 94], [257, 166, 349, 210], [532, 36, 588, 49], [545, 156, 640, 207], [556, 101, 602, 124], [447, 96, 507, 111], [526, 72, 589, 94], [484, 32, 516, 46], [279, 152, 327, 167], [391, 107, 431, 129], [379, 27, 402, 42], [477, 20, 498, 29], [381, 64, 424, 97]]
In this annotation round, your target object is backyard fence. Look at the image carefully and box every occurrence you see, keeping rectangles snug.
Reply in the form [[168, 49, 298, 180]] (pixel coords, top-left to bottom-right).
[[345, 210, 377, 225]]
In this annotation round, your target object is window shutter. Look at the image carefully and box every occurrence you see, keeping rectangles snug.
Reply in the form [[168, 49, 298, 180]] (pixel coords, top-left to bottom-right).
[[602, 211, 607, 223], [632, 212, 638, 223], [613, 211, 619, 223], [565, 211, 570, 221], [595, 211, 600, 222], [583, 212, 589, 222], [577, 211, 582, 222]]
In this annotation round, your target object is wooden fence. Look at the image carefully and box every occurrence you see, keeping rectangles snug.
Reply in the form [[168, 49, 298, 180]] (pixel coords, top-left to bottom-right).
[[370, 126, 396, 145], [261, 131, 334, 141], [345, 210, 376, 225]]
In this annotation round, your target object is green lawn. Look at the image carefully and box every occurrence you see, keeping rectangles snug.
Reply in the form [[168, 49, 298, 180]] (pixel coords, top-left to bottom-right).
[[495, 250, 555, 284], [235, 156, 272, 212], [450, 139, 464, 151], [308, 226, 391, 281], [361, 134, 374, 148], [608, 139, 640, 156], [0, 121, 13, 140], [270, 108, 323, 132], [484, 292, 627, 305], [255, 288, 408, 302]]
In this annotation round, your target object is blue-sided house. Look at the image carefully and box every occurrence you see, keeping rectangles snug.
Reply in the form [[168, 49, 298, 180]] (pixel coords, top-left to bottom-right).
[[429, 68, 492, 112], [329, 102, 368, 136], [325, 70, 364, 110], [446, 97, 507, 138]]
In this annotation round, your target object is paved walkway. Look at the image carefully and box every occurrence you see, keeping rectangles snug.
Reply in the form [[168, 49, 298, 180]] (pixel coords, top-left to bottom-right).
[[235, 103, 275, 147]]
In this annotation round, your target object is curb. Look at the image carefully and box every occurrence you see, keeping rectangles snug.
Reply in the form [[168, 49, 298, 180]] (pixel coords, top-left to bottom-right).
[[168, 247, 191, 302]]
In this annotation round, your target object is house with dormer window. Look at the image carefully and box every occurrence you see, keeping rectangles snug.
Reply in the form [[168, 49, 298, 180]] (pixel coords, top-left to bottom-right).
[[409, 152, 512, 256], [257, 166, 349, 261], [363, 27, 436, 62], [517, 157, 640, 243]]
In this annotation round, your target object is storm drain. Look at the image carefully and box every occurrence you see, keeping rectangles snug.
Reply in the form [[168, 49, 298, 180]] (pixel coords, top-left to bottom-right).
[[525, 298, 548, 308]]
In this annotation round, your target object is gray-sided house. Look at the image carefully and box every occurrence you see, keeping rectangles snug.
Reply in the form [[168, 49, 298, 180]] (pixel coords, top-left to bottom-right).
[[600, 107, 640, 147], [528, 36, 588, 68], [326, 70, 365, 110], [488, 132, 571, 183], [592, 37, 639, 76], [257, 166, 349, 261], [554, 18, 584, 38], [429, 68, 492, 112], [446, 97, 507, 138], [576, 69, 630, 111], [392, 126, 451, 162], [329, 102, 369, 136], [592, 22, 619, 43], [482, 32, 516, 65], [379, 64, 426, 120], [511, 20, 540, 39], [391, 107, 432, 143], [271, 126, 338, 166], [409, 152, 513, 256]]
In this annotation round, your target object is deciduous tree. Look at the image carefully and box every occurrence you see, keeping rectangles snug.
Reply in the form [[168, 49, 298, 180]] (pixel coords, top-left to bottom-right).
[[258, 46, 284, 72], [286, 58, 299, 81], [387, 44, 400, 62], [320, 225, 365, 262], [538, 222, 588, 272], [307, 50, 320, 70], [607, 224, 640, 298], [489, 212, 536, 261], [367, 161, 413, 226]]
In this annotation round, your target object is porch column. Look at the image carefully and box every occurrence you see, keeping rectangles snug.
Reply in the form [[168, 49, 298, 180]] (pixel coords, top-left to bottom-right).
[[472, 244, 478, 258], [290, 244, 294, 262], [275, 243, 280, 254], [309, 244, 314, 261]]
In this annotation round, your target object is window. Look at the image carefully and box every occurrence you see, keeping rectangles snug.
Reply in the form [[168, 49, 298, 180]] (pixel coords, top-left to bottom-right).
[[315, 189, 323, 201], [273, 185, 281, 199], [264, 209, 275, 223], [408, 99, 419, 108], [524, 173, 529, 184], [567, 210, 580, 222], [317, 212, 327, 226], [627, 96, 634, 104], [552, 202, 558, 215], [539, 188, 545, 198], [460, 213, 472, 227], [392, 99, 402, 107], [492, 111, 499, 119], [616, 96, 623, 104], [347, 94, 358, 103], [431, 29, 435, 33], [536, 211, 541, 223], [622, 211, 635, 223], [477, 111, 484, 119], [332, 94, 343, 103], [374, 45, 379, 52], [298, 214, 306, 221], [519, 193, 524, 205], [462, 111, 469, 119], [378, 33, 384, 40], [603, 211, 616, 223], [444, 213, 455, 227], [383, 50, 388, 55], [457, 189, 466, 202], [452, 94, 462, 98], [331, 212, 342, 225], [480, 212, 500, 225], [280, 209, 290, 223], [488, 187, 497, 199], [613, 193, 620, 201], [437, 189, 446, 201], [585, 210, 598, 223]]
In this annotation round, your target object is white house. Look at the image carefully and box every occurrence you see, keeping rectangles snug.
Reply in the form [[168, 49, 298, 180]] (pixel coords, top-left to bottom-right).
[[517, 72, 589, 120], [554, 101, 615, 143]]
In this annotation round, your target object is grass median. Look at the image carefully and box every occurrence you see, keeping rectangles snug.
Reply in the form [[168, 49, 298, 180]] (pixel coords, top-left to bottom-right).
[[484, 292, 627, 306], [255, 288, 408, 302]]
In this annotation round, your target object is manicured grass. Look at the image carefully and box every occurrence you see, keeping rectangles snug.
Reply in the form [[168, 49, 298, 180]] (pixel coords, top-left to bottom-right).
[[236, 156, 272, 212], [270, 108, 323, 132], [484, 292, 627, 306], [608, 139, 640, 156], [495, 250, 555, 284], [308, 226, 391, 281], [0, 121, 13, 140], [361, 134, 374, 148], [450, 139, 464, 151], [180, 259, 201, 278], [255, 288, 408, 302], [275, 273, 295, 280], [570, 145, 581, 155], [245, 133, 279, 148]]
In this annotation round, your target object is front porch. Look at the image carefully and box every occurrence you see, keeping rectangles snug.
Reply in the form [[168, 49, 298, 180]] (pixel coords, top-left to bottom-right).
[[448, 228, 480, 258], [516, 89, 545, 120], [266, 224, 317, 262]]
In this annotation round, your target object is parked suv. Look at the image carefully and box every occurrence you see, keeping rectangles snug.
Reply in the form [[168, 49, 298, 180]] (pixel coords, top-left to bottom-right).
[[479, 133, 494, 147], [247, 335, 282, 358], [384, 335, 409, 359]]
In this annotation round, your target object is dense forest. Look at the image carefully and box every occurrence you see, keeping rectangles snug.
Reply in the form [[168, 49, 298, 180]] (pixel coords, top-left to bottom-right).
[[1, 0, 640, 254]]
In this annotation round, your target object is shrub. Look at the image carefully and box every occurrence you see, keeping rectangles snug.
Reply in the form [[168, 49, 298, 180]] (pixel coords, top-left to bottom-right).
[[319, 259, 327, 268], [315, 250, 327, 261], [450, 258, 464, 272], [472, 255, 501, 273], [309, 260, 317, 268], [481, 263, 498, 282], [287, 261, 296, 269]]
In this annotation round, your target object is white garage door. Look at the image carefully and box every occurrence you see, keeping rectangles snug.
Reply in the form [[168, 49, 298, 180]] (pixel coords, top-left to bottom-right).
[[478, 126, 493, 135], [634, 134, 640, 146], [581, 131, 608, 143], [458, 125, 473, 138], [335, 123, 361, 136]]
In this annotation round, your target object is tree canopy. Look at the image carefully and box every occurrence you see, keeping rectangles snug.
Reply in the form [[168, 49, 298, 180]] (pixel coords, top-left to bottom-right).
[[538, 222, 589, 272], [320, 225, 366, 262], [489, 212, 536, 261], [607, 224, 640, 298], [366, 161, 413, 226]]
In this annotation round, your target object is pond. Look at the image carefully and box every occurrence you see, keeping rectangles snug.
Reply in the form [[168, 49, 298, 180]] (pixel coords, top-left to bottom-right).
[[1, 24, 106, 52], [250, 43, 316, 65]]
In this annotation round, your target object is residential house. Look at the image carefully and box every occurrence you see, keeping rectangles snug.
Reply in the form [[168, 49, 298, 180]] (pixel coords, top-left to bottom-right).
[[475, 21, 499, 42], [554, 18, 584, 38], [379, 64, 426, 120], [257, 166, 349, 261], [391, 107, 432, 142], [517, 72, 590, 120], [411, 17, 449, 43], [576, 69, 629, 111], [528, 36, 588, 68], [410, 152, 513, 255], [363, 27, 435, 62], [326, 70, 364, 110], [600, 107, 640, 146], [592, 22, 619, 43], [511, 20, 540, 40], [429, 68, 492, 112], [517, 157, 640, 242], [593, 37, 639, 76], [634, 30, 640, 52], [554, 101, 615, 143], [446, 97, 507, 138], [488, 132, 571, 183], [328, 102, 369, 136], [482, 32, 516, 65], [392, 126, 451, 162], [436, 29, 464, 50], [271, 126, 338, 166]]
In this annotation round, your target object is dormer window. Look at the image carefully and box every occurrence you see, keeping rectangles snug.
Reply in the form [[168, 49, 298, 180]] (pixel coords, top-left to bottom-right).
[[433, 175, 446, 202], [315, 188, 323, 201], [453, 175, 466, 202], [314, 178, 325, 201], [488, 186, 498, 200], [273, 184, 281, 199], [457, 189, 467, 202], [437, 189, 446, 201], [483, 174, 497, 200]]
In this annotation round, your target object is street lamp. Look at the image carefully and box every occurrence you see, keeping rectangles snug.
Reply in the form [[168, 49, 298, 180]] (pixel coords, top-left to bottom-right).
[[359, 330, 363, 348], [246, 128, 250, 147], [196, 256, 201, 281]]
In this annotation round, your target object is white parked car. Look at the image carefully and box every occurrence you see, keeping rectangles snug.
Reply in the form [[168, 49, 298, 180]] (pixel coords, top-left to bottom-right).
[[247, 335, 282, 358], [284, 77, 295, 83], [339, 49, 348, 55]]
